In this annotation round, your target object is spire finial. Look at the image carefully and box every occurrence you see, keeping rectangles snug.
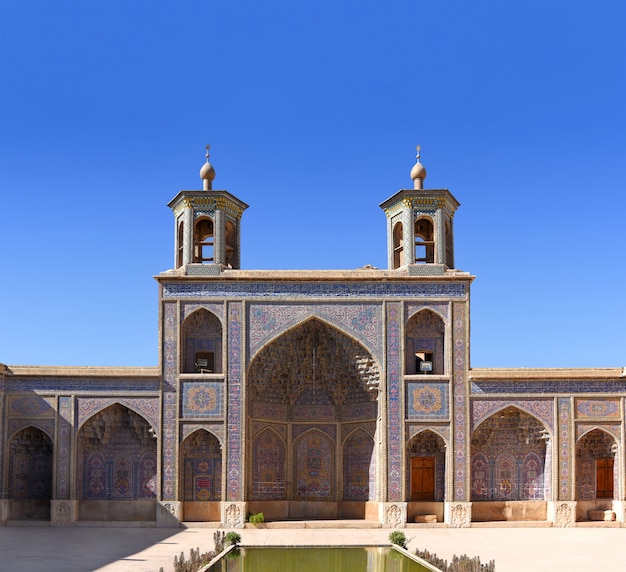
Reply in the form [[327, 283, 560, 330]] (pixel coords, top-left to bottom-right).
[[410, 144, 427, 189], [200, 144, 216, 190]]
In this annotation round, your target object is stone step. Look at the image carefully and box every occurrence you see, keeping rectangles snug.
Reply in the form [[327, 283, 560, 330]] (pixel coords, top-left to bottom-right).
[[245, 520, 382, 529]]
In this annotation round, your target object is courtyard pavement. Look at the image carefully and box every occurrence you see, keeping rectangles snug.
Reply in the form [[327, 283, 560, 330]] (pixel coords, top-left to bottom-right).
[[0, 523, 625, 571]]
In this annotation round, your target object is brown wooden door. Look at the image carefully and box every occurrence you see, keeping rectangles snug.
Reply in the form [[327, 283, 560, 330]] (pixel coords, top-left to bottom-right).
[[411, 457, 435, 501], [596, 458, 614, 499]]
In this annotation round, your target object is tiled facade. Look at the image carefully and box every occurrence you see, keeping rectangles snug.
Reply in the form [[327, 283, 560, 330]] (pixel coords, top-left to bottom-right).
[[0, 155, 624, 528]]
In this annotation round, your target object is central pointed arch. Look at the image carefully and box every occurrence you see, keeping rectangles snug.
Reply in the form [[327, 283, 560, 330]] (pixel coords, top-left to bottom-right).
[[246, 318, 380, 520]]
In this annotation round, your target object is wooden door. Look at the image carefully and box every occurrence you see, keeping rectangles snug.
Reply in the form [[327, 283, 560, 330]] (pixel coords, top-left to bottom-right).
[[596, 458, 614, 499], [411, 457, 435, 501]]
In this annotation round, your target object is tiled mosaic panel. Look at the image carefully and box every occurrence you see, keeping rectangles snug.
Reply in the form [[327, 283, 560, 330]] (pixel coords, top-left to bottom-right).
[[248, 303, 383, 360], [406, 382, 449, 420], [181, 382, 223, 418], [181, 430, 222, 501], [0, 390, 4, 495], [181, 423, 224, 443], [251, 429, 285, 500], [343, 430, 376, 501], [386, 302, 402, 501], [295, 431, 333, 499], [405, 302, 449, 322], [56, 396, 72, 498], [407, 424, 450, 443], [452, 303, 468, 501], [8, 396, 55, 417], [226, 302, 243, 500], [472, 400, 554, 432], [8, 418, 55, 438], [575, 399, 620, 419], [77, 398, 160, 430], [181, 302, 225, 322], [8, 427, 52, 500], [162, 301, 178, 499], [472, 380, 626, 394], [163, 281, 467, 300], [558, 398, 571, 499], [77, 404, 157, 500], [576, 423, 621, 441], [4, 377, 160, 392], [470, 408, 548, 501]]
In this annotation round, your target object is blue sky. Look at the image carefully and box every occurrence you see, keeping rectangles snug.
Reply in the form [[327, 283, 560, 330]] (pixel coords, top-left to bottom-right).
[[1, 1, 624, 368]]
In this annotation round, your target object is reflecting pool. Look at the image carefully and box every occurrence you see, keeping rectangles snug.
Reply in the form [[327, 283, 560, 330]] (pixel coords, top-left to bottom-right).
[[207, 546, 433, 571]]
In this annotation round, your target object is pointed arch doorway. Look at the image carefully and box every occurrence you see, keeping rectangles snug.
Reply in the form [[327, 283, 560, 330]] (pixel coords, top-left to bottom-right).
[[247, 318, 380, 521]]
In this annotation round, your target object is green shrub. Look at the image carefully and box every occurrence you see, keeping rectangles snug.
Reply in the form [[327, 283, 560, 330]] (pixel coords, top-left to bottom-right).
[[224, 531, 242, 546], [248, 512, 265, 525], [389, 530, 408, 549]]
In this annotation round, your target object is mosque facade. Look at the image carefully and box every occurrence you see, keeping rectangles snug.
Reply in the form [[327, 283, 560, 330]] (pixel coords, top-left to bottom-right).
[[1, 150, 624, 528]]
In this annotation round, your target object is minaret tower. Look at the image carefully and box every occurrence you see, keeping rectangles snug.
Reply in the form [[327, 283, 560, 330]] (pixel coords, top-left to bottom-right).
[[168, 146, 248, 275], [380, 147, 460, 275]]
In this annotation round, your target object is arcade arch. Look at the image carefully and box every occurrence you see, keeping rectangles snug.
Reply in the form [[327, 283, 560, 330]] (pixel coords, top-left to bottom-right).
[[470, 406, 549, 502], [76, 403, 157, 520], [8, 426, 53, 520]]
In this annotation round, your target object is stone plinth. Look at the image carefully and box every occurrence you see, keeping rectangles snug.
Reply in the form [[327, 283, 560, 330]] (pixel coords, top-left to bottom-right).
[[156, 501, 181, 527]]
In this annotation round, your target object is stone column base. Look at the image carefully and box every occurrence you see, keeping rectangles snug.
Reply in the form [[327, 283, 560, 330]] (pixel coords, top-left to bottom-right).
[[222, 502, 246, 529], [549, 501, 577, 527], [445, 502, 472, 528], [156, 501, 181, 527], [612, 501, 626, 524], [51, 500, 76, 526], [380, 502, 407, 528]]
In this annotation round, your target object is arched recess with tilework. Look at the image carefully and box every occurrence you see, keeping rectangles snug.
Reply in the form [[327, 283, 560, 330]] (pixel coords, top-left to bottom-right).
[[470, 406, 550, 521], [76, 403, 157, 521], [7, 426, 53, 521], [575, 428, 619, 520], [181, 308, 223, 374], [179, 429, 222, 522], [246, 318, 380, 520], [405, 309, 446, 375], [406, 429, 447, 521]]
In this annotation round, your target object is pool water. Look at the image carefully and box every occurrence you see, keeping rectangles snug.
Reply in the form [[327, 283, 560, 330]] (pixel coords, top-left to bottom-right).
[[207, 546, 433, 571]]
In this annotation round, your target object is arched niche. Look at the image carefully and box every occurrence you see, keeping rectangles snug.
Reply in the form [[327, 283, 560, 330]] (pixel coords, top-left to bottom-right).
[[576, 428, 618, 502], [247, 319, 380, 510], [180, 429, 222, 502], [182, 308, 223, 374], [76, 403, 157, 502], [8, 426, 53, 520], [414, 216, 434, 263], [250, 427, 286, 501], [294, 429, 335, 500], [405, 309, 445, 375], [193, 216, 214, 263], [393, 221, 404, 269], [470, 406, 549, 502], [406, 430, 446, 502], [343, 429, 375, 501]]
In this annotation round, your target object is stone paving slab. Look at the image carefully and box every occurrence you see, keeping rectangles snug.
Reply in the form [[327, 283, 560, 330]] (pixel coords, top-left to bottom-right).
[[0, 525, 625, 571]]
